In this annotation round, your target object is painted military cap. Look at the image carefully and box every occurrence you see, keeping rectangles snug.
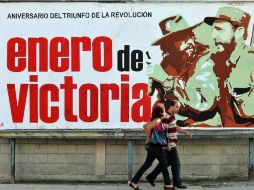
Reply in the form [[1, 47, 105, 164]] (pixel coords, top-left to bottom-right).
[[204, 6, 251, 39]]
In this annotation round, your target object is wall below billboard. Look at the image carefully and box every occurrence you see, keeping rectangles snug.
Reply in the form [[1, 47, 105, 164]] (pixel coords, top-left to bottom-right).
[[0, 137, 249, 182]]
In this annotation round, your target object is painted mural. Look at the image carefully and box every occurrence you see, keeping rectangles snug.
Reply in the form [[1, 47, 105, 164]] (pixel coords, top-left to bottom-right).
[[147, 7, 254, 127]]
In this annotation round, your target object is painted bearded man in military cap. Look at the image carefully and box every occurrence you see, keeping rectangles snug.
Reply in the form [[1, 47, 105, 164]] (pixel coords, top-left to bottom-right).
[[203, 6, 254, 126]]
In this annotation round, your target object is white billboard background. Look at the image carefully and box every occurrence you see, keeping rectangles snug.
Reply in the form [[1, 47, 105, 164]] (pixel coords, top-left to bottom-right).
[[0, 3, 253, 129]]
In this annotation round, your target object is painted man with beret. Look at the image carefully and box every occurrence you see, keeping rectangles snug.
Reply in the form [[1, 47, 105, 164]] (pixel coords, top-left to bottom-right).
[[148, 15, 221, 127]]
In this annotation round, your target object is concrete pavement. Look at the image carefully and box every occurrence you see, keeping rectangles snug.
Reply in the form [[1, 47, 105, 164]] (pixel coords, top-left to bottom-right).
[[0, 182, 254, 190]]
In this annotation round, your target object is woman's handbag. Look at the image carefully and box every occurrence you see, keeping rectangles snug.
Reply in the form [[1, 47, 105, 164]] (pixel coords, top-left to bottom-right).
[[149, 123, 168, 146]]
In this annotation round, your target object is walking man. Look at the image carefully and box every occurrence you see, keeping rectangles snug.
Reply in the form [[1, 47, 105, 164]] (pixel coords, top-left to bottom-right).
[[146, 100, 192, 189]]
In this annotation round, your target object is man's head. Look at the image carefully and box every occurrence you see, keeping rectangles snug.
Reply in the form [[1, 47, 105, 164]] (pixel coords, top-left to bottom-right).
[[165, 100, 180, 114], [204, 7, 250, 54], [211, 20, 243, 53], [152, 15, 198, 74], [160, 33, 196, 67]]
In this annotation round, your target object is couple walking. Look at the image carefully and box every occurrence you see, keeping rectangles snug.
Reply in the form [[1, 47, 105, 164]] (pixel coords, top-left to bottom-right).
[[129, 100, 192, 190]]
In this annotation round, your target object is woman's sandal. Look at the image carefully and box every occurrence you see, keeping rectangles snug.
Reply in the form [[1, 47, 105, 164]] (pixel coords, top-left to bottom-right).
[[164, 186, 177, 190], [129, 182, 142, 190]]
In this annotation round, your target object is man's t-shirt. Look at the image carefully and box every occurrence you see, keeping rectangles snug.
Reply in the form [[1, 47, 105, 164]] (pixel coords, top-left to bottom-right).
[[162, 114, 177, 147]]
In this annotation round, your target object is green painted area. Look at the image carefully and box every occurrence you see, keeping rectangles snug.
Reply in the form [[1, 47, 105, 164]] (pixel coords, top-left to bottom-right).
[[148, 6, 254, 127]]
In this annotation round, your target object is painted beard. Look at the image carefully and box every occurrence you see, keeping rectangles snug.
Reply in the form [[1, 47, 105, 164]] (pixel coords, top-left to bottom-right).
[[160, 46, 196, 76], [211, 37, 236, 62], [182, 43, 196, 64], [211, 37, 237, 79]]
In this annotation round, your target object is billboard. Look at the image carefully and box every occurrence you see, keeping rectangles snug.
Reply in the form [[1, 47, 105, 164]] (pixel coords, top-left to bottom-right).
[[0, 2, 254, 129]]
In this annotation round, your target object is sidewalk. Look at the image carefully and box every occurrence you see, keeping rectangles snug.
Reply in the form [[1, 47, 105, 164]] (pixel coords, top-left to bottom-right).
[[0, 182, 254, 190]]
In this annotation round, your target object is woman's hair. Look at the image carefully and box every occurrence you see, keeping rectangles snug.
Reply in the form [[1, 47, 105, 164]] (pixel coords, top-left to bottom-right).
[[151, 103, 165, 120]]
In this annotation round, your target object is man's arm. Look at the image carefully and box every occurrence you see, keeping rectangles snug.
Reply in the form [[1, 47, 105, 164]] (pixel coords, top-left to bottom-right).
[[176, 126, 192, 138], [165, 91, 219, 125]]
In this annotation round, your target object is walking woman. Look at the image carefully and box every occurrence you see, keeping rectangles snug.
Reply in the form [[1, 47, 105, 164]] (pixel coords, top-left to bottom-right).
[[146, 100, 192, 189], [129, 103, 176, 190]]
